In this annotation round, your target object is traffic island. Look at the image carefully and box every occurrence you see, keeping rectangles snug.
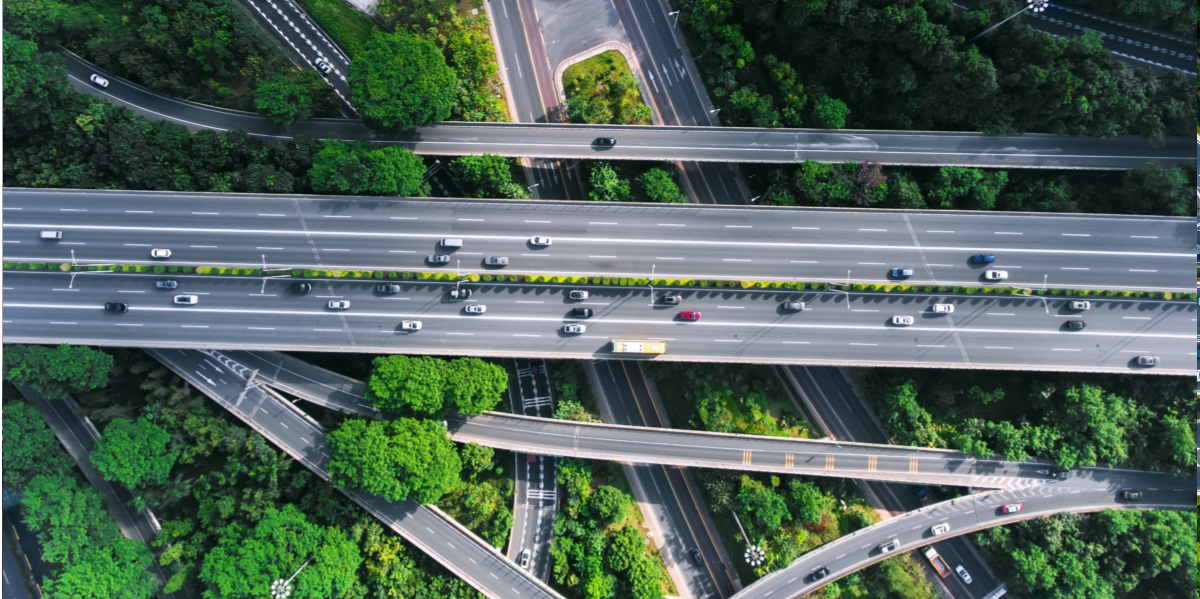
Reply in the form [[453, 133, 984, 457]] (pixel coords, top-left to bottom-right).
[[560, 47, 655, 125]]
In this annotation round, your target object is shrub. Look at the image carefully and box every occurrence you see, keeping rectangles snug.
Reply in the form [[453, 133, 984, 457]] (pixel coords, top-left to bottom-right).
[[387, 271, 398, 279], [292, 269, 303, 276], [602, 277, 611, 285], [374, 271, 384, 279], [402, 272, 412, 279]]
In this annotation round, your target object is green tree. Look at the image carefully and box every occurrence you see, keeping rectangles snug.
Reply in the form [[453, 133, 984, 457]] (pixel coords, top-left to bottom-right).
[[736, 477, 789, 532], [309, 141, 430, 197], [4, 344, 113, 400], [443, 357, 507, 415], [364, 145, 428, 196], [925, 167, 1009, 210], [787, 480, 832, 526], [2, 402, 65, 489], [21, 474, 119, 566], [450, 154, 528, 198], [349, 32, 456, 131], [1116, 163, 1191, 216], [459, 443, 495, 477], [255, 74, 313, 129], [366, 355, 447, 414], [44, 539, 158, 599], [589, 163, 631, 202], [638, 168, 686, 203], [3, 36, 72, 139], [437, 480, 513, 548], [327, 418, 461, 503], [199, 504, 362, 599], [91, 417, 177, 488], [811, 96, 849, 129], [589, 485, 627, 525]]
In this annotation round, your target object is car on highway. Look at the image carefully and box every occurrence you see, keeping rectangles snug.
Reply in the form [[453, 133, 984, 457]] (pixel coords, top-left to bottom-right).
[[1121, 490, 1143, 500], [573, 307, 594, 318], [890, 267, 915, 277], [530, 236, 552, 246], [40, 230, 63, 240], [563, 324, 586, 334], [174, 295, 198, 305], [783, 301, 805, 311], [931, 523, 950, 536], [679, 311, 701, 321], [440, 238, 464, 248], [1001, 503, 1023, 514], [1069, 300, 1090, 310], [156, 280, 178, 289], [1065, 320, 1087, 330], [485, 256, 509, 266], [377, 284, 401, 294], [971, 254, 995, 263], [661, 294, 681, 305], [892, 315, 914, 326], [911, 486, 930, 504], [956, 566, 973, 584], [150, 248, 172, 259], [1052, 469, 1072, 480], [465, 304, 487, 314], [1136, 355, 1159, 366], [569, 290, 589, 300], [688, 548, 703, 566], [878, 539, 901, 554], [313, 57, 333, 74], [289, 283, 312, 293], [931, 303, 953, 313], [810, 567, 830, 582], [428, 254, 451, 264], [400, 320, 422, 331], [518, 549, 531, 569], [984, 270, 1007, 280], [104, 302, 128, 312], [327, 300, 350, 310], [89, 73, 109, 88], [594, 138, 617, 147], [450, 288, 472, 299]]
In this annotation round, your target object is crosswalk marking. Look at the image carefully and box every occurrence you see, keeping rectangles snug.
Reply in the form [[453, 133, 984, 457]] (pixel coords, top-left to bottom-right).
[[825, 454, 834, 470], [910, 457, 919, 473], [868, 456, 877, 471], [784, 453, 794, 468], [743, 450, 752, 465]]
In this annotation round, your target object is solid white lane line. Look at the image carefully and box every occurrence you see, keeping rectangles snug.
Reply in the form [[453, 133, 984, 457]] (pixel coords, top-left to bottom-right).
[[713, 339, 741, 343], [248, 327, 276, 330], [917, 344, 944, 347], [985, 346, 1013, 349], [324, 215, 351, 218], [446, 332, 474, 335], [458, 218, 484, 221], [782, 341, 809, 344], [3, 241, 19, 243], [850, 343, 877, 346], [182, 325, 209, 328], [857, 262, 884, 265], [724, 259, 750, 262], [115, 323, 142, 327], [125, 244, 151, 246], [313, 328, 342, 331], [792, 227, 819, 230], [525, 220, 551, 223], [521, 254, 549, 256], [191, 245, 218, 248], [582, 302, 610, 305], [986, 313, 1014, 316], [1129, 235, 1157, 238], [590, 255, 617, 258], [60, 242, 86, 245], [258, 213, 286, 216], [725, 225, 752, 228], [52, 289, 79, 292], [1051, 348, 1080, 351], [658, 223, 685, 227], [926, 230, 954, 233], [717, 306, 744, 309], [589, 222, 617, 225], [51, 322, 77, 324], [1061, 267, 1089, 270], [116, 291, 145, 293], [388, 250, 415, 253], [994, 232, 1022, 235], [850, 309, 878, 312], [60, 209, 87, 212], [192, 212, 219, 215], [126, 210, 153, 213], [1128, 269, 1157, 272], [657, 257, 684, 260], [257, 247, 285, 250], [516, 301, 543, 304], [514, 334, 541, 337], [323, 249, 350, 251], [249, 294, 277, 297], [791, 260, 818, 263], [1062, 233, 1090, 237], [1122, 317, 1151, 320], [390, 217, 418, 220], [859, 228, 886, 232]]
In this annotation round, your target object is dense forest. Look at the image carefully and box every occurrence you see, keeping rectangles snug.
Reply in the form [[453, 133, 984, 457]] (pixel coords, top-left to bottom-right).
[[677, 0, 1193, 143]]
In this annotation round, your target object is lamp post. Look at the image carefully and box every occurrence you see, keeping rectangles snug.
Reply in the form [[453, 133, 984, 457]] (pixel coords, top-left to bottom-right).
[[270, 560, 311, 599], [969, 0, 1047, 42], [668, 10, 681, 28]]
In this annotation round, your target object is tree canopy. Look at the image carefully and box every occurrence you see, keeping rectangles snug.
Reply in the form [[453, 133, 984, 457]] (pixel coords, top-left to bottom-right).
[[22, 473, 121, 568], [638, 169, 686, 203], [309, 140, 430, 197], [4, 344, 113, 400], [450, 154, 530, 199], [255, 74, 313, 129], [348, 32, 456, 131], [327, 418, 461, 503], [92, 417, 177, 488], [44, 539, 159, 599], [2, 402, 66, 488], [588, 163, 631, 202], [366, 355, 506, 415]]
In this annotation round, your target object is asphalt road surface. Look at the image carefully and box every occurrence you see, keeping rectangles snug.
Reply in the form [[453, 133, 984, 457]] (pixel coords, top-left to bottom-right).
[[505, 359, 559, 582], [7, 190, 1194, 293], [2, 519, 34, 599], [60, 53, 1192, 170], [148, 348, 565, 599]]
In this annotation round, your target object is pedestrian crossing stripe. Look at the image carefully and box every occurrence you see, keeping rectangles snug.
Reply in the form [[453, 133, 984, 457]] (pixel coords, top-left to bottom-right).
[[910, 457, 919, 473], [825, 454, 834, 469], [784, 453, 794, 468], [743, 450, 752, 465], [868, 456, 877, 471]]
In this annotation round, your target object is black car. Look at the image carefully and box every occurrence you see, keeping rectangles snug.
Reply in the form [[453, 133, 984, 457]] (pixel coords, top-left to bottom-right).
[[104, 302, 128, 312], [573, 307, 594, 318], [155, 280, 178, 290], [910, 486, 930, 504], [688, 548, 703, 566], [811, 567, 830, 581], [661, 294, 681, 305], [1121, 490, 1143, 500], [594, 137, 617, 147], [1065, 320, 1087, 330], [377, 283, 401, 294], [289, 283, 313, 293]]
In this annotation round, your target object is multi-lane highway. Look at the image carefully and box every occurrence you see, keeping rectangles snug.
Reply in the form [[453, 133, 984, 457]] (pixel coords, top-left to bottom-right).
[[504, 359, 559, 582], [6, 190, 1193, 292], [59, 53, 1191, 170], [148, 348, 565, 599], [6, 271, 1193, 373]]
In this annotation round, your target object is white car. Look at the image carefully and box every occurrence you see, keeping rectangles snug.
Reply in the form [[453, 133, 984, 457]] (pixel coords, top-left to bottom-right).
[[931, 304, 954, 313], [956, 566, 972, 584], [530, 236, 552, 246], [519, 549, 531, 569], [328, 300, 350, 310], [931, 523, 950, 536], [150, 248, 172, 259], [89, 73, 109, 88], [878, 539, 900, 554], [563, 324, 586, 334], [984, 270, 1008, 281], [313, 57, 333, 74], [892, 315, 914, 326], [1069, 300, 1090, 310], [400, 320, 422, 331], [465, 304, 487, 314], [569, 290, 589, 300], [1136, 355, 1159, 366], [173, 295, 198, 305]]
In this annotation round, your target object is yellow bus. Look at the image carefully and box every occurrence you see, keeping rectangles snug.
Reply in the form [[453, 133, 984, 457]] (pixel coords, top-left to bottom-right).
[[611, 340, 666, 354]]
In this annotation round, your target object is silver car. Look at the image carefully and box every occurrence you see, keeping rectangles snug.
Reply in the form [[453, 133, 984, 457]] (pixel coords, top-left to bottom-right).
[[931, 303, 953, 313], [485, 256, 509, 266], [878, 539, 900, 554], [428, 254, 451, 264], [569, 290, 589, 300], [1136, 355, 1159, 366], [173, 295, 198, 305], [155, 280, 178, 289], [328, 300, 350, 310], [1069, 300, 1090, 310], [518, 549, 531, 569], [150, 248, 172, 259], [89, 73, 109, 88], [465, 304, 487, 314], [956, 566, 972, 584], [931, 523, 950, 536], [782, 302, 805, 311], [563, 324, 586, 334]]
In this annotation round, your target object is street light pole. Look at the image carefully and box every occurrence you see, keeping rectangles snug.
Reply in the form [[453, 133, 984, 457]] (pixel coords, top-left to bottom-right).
[[270, 560, 311, 599], [668, 10, 680, 28], [969, 0, 1047, 42]]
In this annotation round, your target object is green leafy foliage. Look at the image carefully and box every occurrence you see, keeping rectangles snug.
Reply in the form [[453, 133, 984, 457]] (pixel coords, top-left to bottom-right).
[[638, 168, 686, 203], [458, 443, 495, 478], [2, 402, 67, 489], [4, 344, 113, 400], [564, 51, 653, 125], [588, 162, 632, 202], [443, 357, 507, 415], [349, 32, 457, 131], [366, 355, 506, 415], [199, 504, 362, 599], [450, 154, 530, 199], [255, 75, 314, 129], [44, 539, 159, 599], [737, 476, 790, 532], [349, 519, 483, 597], [810, 96, 850, 129], [92, 417, 177, 488], [327, 418, 461, 503], [309, 140, 431, 197], [925, 167, 1009, 210], [787, 480, 833, 526], [2, 36, 71, 140], [437, 478, 513, 548], [22, 473, 120, 566]]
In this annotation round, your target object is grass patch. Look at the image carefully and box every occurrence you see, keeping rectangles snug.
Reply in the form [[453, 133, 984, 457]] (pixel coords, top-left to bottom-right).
[[292, 0, 383, 57], [563, 51, 652, 125]]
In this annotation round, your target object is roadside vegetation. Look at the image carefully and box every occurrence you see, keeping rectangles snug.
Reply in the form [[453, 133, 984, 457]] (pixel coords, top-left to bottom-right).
[[449, 154, 531, 199], [675, 0, 1192, 143], [1073, 0, 1193, 37], [563, 51, 653, 125], [585, 161, 688, 203]]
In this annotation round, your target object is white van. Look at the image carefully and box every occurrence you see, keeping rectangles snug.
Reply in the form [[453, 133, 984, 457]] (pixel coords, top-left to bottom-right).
[[40, 230, 63, 240], [440, 238, 464, 248]]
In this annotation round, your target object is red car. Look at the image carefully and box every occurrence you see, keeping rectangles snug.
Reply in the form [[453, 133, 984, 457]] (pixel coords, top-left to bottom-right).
[[680, 311, 702, 321]]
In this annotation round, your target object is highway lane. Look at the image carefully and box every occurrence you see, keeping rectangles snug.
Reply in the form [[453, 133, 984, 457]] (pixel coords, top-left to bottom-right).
[[1, 527, 32, 599], [785, 367, 1001, 599], [59, 54, 1192, 170], [5, 272, 1193, 373], [733, 472, 1193, 599], [6, 190, 1194, 292], [148, 348, 565, 599], [505, 359, 559, 582]]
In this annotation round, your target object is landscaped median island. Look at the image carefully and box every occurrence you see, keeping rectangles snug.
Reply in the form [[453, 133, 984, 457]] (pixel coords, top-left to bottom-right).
[[563, 50, 653, 125], [6, 261, 1194, 301]]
